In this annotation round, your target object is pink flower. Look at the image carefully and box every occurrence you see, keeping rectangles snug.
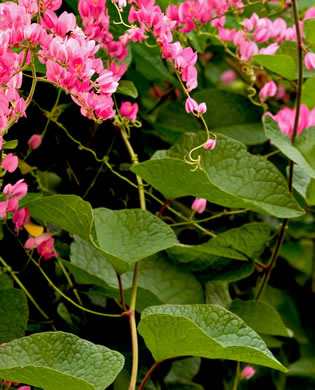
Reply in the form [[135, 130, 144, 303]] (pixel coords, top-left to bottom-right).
[[12, 207, 30, 231], [2, 153, 18, 173], [191, 198, 207, 214], [259, 81, 277, 102], [185, 97, 198, 114], [3, 179, 28, 200], [241, 365, 256, 380], [305, 52, 315, 70], [18, 387, 31, 390], [28, 134, 42, 149], [120, 101, 138, 121], [204, 139, 216, 150], [25, 232, 57, 260], [0, 136, 3, 150], [220, 70, 237, 85]]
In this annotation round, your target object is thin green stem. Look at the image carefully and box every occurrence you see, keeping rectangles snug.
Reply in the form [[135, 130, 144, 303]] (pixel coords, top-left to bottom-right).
[[232, 361, 241, 390], [29, 256, 124, 318], [138, 361, 162, 390], [0, 256, 56, 330], [56, 256, 83, 307]]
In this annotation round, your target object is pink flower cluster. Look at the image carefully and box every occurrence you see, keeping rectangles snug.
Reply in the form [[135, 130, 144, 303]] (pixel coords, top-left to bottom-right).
[[266, 104, 315, 139], [78, 0, 128, 61], [25, 232, 57, 260]]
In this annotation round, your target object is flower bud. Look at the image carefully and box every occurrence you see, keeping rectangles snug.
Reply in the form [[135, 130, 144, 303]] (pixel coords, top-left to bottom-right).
[[191, 198, 207, 214], [28, 134, 42, 149]]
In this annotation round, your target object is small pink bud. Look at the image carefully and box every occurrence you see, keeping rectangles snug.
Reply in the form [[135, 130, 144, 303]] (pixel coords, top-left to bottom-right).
[[204, 139, 216, 150], [28, 134, 42, 149], [241, 365, 256, 380], [198, 102, 207, 114], [2, 153, 18, 173], [18, 386, 31, 390], [191, 198, 207, 214], [305, 52, 315, 70], [0, 136, 3, 151]]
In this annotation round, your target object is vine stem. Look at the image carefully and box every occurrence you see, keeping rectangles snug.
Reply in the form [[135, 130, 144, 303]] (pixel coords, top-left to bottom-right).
[[138, 361, 162, 390], [255, 0, 303, 300], [115, 101, 146, 390], [0, 256, 56, 330], [232, 361, 241, 390]]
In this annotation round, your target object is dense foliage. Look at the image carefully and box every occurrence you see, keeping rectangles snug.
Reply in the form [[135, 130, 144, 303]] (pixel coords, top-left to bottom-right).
[[0, 0, 315, 389]]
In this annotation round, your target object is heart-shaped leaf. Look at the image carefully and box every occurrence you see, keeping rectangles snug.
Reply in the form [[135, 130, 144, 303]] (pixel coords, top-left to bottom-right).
[[92, 208, 177, 273], [0, 332, 124, 390], [138, 304, 287, 371], [132, 133, 303, 218]]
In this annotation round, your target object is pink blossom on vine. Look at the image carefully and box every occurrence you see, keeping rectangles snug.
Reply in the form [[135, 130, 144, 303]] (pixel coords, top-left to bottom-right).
[[2, 153, 18, 172], [191, 198, 207, 214], [28, 134, 42, 149], [305, 52, 315, 70], [120, 101, 138, 121], [259, 81, 277, 102], [3, 179, 28, 200], [220, 70, 237, 84], [185, 97, 198, 113], [25, 232, 58, 260], [241, 365, 256, 380], [266, 104, 315, 138], [12, 207, 30, 231], [41, 10, 76, 37], [204, 138, 216, 150]]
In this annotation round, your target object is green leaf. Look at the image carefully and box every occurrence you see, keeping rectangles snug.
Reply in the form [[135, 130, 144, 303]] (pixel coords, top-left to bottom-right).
[[0, 289, 29, 343], [0, 332, 124, 390], [24, 195, 93, 241], [253, 54, 297, 80], [2, 140, 18, 150], [0, 272, 13, 290], [205, 281, 231, 308], [168, 223, 271, 262], [264, 115, 315, 178], [280, 240, 313, 275], [302, 77, 315, 109], [214, 122, 267, 145], [131, 43, 176, 84], [288, 358, 315, 379], [138, 304, 287, 371], [150, 101, 202, 143], [165, 357, 201, 383], [92, 208, 177, 273], [304, 18, 315, 46], [229, 300, 292, 337], [116, 80, 138, 98], [69, 237, 203, 309], [132, 132, 303, 218], [192, 89, 263, 128], [200, 258, 255, 282]]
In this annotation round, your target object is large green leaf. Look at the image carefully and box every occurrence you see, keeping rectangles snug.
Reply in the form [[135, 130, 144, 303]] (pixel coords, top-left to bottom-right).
[[254, 40, 315, 80], [69, 237, 203, 310], [132, 132, 303, 218], [168, 223, 271, 262], [138, 304, 287, 371], [0, 289, 29, 343], [253, 54, 297, 80], [304, 18, 315, 46], [131, 43, 176, 84], [24, 195, 93, 241], [192, 89, 262, 128], [213, 122, 267, 145], [229, 300, 291, 337], [0, 332, 124, 390], [264, 116, 315, 178], [92, 208, 177, 273], [0, 272, 13, 290]]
